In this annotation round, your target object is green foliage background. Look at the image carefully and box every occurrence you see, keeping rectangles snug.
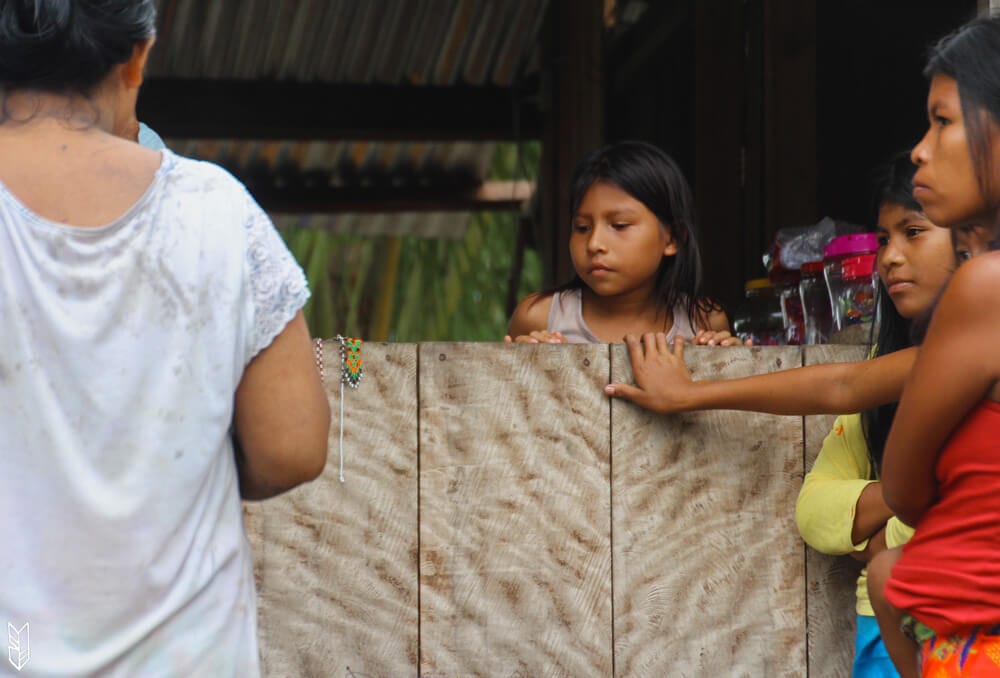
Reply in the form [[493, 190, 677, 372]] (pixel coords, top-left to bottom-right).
[[281, 143, 542, 341]]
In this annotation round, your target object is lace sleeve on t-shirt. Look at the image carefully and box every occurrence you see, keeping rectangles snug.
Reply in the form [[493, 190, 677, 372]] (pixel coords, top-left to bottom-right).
[[243, 195, 310, 363]]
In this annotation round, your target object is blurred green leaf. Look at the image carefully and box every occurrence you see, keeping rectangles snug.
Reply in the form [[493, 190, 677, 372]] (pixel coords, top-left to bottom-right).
[[281, 142, 542, 342]]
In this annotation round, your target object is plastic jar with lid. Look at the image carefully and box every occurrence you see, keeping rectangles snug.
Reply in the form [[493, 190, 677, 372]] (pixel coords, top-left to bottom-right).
[[799, 260, 833, 344], [770, 266, 804, 345], [837, 253, 877, 327], [823, 233, 878, 331], [732, 278, 785, 345]]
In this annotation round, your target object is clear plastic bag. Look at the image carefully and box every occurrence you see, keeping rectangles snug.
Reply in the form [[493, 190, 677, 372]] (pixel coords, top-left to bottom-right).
[[764, 217, 864, 271]]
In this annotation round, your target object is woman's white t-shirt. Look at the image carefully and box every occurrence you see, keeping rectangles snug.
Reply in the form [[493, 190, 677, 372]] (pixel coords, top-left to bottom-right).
[[0, 150, 309, 676]]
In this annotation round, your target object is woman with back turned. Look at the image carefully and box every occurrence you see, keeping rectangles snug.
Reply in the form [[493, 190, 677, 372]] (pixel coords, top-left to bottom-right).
[[0, 1, 330, 675]]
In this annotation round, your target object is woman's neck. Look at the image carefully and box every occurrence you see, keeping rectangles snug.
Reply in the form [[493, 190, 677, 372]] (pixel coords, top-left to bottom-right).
[[0, 89, 119, 136]]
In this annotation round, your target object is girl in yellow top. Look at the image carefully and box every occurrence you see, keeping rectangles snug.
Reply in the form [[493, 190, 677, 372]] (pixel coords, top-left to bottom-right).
[[795, 153, 960, 676]]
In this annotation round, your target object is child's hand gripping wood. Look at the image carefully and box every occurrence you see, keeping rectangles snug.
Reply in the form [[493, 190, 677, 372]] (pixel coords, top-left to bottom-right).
[[604, 333, 695, 414]]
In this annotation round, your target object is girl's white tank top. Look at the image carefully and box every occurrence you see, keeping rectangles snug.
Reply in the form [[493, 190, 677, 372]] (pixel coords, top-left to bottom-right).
[[546, 288, 698, 344]]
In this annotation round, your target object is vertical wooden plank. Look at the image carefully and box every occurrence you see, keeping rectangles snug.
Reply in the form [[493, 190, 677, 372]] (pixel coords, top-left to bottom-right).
[[695, 0, 755, 312], [611, 345, 806, 677], [242, 501, 267, 654], [419, 343, 612, 678], [538, 0, 605, 288], [251, 342, 419, 678], [803, 345, 868, 678], [762, 0, 817, 238]]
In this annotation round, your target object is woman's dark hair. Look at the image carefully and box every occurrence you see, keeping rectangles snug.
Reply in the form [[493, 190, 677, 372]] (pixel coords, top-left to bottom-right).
[[861, 152, 925, 474], [924, 18, 1000, 205], [562, 140, 720, 327], [0, 0, 157, 97]]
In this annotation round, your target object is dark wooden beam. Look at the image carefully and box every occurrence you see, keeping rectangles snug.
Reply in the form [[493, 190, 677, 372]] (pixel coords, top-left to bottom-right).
[[694, 0, 817, 311], [608, 1, 690, 94], [244, 180, 534, 214], [695, 0, 753, 313], [762, 0, 817, 238], [538, 0, 605, 288], [137, 79, 542, 141]]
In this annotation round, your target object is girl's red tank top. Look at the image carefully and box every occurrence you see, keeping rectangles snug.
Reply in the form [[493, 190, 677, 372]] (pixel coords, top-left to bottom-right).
[[885, 399, 1000, 635]]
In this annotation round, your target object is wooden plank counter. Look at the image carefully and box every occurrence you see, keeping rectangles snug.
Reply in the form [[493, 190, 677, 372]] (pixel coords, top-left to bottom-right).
[[245, 342, 868, 678]]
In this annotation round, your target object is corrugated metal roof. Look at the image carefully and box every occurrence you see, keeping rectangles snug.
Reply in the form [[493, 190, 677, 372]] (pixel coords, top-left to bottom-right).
[[148, 0, 546, 236], [149, 0, 548, 86]]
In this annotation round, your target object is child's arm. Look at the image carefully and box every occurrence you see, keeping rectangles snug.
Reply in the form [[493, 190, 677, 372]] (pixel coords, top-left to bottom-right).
[[851, 482, 894, 547], [868, 547, 919, 678], [505, 293, 564, 343], [703, 308, 731, 332], [604, 333, 916, 415], [882, 254, 1000, 526], [692, 329, 751, 347], [796, 414, 889, 558], [850, 526, 887, 563], [688, 308, 749, 346]]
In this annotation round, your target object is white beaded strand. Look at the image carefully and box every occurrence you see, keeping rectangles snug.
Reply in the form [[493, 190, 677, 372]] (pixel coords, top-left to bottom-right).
[[314, 337, 346, 483], [316, 336, 361, 484]]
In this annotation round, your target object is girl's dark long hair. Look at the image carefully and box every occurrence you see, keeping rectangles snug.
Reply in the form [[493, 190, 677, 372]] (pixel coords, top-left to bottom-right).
[[559, 141, 721, 327], [861, 152, 923, 475]]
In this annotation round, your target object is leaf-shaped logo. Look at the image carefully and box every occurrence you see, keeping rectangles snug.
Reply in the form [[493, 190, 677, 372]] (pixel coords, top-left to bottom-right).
[[7, 622, 29, 672]]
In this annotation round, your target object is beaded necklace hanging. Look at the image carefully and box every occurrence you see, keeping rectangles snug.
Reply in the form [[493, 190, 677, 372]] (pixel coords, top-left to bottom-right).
[[314, 335, 363, 482]]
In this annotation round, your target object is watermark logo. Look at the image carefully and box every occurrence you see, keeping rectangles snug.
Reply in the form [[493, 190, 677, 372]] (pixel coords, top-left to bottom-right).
[[7, 622, 28, 672]]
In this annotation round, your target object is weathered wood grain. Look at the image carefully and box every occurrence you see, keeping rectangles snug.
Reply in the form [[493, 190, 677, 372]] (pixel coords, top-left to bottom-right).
[[242, 499, 267, 658], [419, 343, 613, 678], [252, 342, 419, 678], [240, 342, 873, 677], [611, 345, 807, 678], [803, 345, 868, 678]]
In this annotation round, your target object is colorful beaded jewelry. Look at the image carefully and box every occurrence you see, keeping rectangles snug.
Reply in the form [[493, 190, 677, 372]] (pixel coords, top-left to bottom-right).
[[335, 335, 363, 482], [338, 335, 364, 388]]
